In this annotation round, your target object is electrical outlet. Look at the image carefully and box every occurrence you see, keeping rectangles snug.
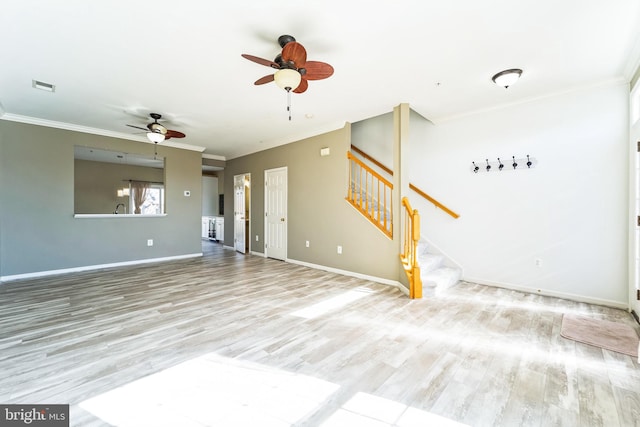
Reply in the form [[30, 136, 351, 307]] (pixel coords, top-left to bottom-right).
[[337, 245, 342, 254], [535, 258, 542, 267], [305, 240, 310, 248], [147, 239, 153, 247]]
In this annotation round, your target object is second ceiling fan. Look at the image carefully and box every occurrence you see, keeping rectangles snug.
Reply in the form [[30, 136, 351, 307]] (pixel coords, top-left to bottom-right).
[[127, 113, 185, 143]]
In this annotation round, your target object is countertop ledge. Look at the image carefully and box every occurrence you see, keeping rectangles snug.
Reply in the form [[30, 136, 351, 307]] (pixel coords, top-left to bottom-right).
[[74, 214, 168, 218]]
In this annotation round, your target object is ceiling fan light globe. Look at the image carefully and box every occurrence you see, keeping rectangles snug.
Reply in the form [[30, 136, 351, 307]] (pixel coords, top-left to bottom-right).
[[274, 69, 302, 91], [147, 132, 165, 143]]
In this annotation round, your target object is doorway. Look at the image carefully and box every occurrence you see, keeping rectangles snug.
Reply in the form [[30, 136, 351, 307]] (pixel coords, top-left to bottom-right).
[[264, 167, 287, 261], [233, 173, 250, 254]]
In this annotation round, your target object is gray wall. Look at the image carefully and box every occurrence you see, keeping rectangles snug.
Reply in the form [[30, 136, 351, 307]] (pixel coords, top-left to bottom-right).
[[352, 112, 394, 169], [0, 121, 202, 278], [201, 175, 219, 216], [224, 124, 401, 282]]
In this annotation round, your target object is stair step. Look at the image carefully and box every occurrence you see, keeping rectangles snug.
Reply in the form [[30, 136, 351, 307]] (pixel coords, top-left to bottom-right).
[[421, 266, 461, 290], [417, 252, 444, 272], [416, 238, 461, 292]]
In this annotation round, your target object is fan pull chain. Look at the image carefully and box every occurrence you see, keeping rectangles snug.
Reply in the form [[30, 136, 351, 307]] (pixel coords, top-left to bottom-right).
[[287, 89, 292, 121]]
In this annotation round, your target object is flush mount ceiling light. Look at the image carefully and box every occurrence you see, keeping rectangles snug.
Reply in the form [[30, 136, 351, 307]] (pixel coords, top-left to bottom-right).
[[491, 69, 523, 88]]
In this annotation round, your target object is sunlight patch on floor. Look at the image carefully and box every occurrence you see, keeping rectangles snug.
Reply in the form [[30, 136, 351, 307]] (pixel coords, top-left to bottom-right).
[[79, 353, 339, 426], [320, 392, 469, 427], [290, 287, 376, 319]]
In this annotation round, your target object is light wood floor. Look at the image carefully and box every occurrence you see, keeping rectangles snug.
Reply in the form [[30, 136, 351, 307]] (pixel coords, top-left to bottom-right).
[[1, 241, 639, 426]]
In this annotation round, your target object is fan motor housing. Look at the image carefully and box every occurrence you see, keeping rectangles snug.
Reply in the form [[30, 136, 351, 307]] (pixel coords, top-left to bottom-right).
[[148, 122, 167, 134], [278, 34, 296, 48]]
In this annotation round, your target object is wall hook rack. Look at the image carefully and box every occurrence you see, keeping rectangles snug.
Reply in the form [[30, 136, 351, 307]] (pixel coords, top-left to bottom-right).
[[470, 155, 537, 173]]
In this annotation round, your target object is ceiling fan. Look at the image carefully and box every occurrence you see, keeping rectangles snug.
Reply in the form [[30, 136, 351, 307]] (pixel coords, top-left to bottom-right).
[[241, 34, 334, 94], [127, 113, 186, 144]]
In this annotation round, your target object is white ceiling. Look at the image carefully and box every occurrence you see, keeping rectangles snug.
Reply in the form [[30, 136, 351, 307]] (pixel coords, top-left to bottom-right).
[[1, 1, 639, 160]]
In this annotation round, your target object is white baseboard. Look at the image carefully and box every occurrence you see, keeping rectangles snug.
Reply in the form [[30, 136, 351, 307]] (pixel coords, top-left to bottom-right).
[[464, 276, 628, 310], [0, 253, 203, 283], [287, 258, 407, 293]]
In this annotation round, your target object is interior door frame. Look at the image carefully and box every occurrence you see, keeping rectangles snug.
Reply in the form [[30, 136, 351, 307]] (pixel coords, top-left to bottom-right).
[[233, 173, 251, 254]]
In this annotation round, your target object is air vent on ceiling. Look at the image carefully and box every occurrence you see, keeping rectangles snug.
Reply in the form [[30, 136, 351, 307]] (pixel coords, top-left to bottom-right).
[[32, 80, 55, 92]]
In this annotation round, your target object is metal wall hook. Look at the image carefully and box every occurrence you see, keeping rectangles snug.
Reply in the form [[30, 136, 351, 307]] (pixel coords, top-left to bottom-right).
[[471, 155, 535, 173]]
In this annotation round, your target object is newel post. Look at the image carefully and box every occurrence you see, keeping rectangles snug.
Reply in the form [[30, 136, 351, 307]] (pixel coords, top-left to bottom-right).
[[410, 209, 422, 299]]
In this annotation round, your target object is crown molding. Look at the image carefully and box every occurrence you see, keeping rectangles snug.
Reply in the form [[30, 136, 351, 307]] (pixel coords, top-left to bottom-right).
[[430, 77, 628, 125], [202, 153, 226, 161], [0, 113, 206, 152], [623, 30, 640, 84]]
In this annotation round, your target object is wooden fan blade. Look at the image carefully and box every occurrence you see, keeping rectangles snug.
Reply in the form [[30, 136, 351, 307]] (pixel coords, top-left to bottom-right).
[[302, 61, 334, 80], [281, 42, 307, 68], [293, 78, 308, 94], [241, 54, 279, 69], [254, 74, 275, 85], [165, 129, 185, 139], [126, 124, 148, 131]]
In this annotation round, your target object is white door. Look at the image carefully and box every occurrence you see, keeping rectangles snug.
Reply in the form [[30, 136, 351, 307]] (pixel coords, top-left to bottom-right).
[[234, 174, 247, 254], [265, 167, 287, 260]]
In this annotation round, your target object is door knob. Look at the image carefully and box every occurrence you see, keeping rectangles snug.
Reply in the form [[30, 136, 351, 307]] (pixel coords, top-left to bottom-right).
[[281, 218, 285, 222]]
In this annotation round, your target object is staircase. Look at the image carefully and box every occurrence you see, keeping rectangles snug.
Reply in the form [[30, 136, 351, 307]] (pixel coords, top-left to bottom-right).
[[347, 148, 462, 298], [417, 239, 461, 295]]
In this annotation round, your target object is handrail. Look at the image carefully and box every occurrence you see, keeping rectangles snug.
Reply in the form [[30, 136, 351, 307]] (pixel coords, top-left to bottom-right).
[[348, 152, 394, 188], [346, 151, 393, 238], [409, 183, 460, 219], [347, 147, 458, 220], [401, 196, 422, 298], [350, 144, 394, 176]]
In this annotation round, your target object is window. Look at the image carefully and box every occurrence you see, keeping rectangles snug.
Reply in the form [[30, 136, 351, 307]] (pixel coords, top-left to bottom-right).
[[129, 182, 164, 215]]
